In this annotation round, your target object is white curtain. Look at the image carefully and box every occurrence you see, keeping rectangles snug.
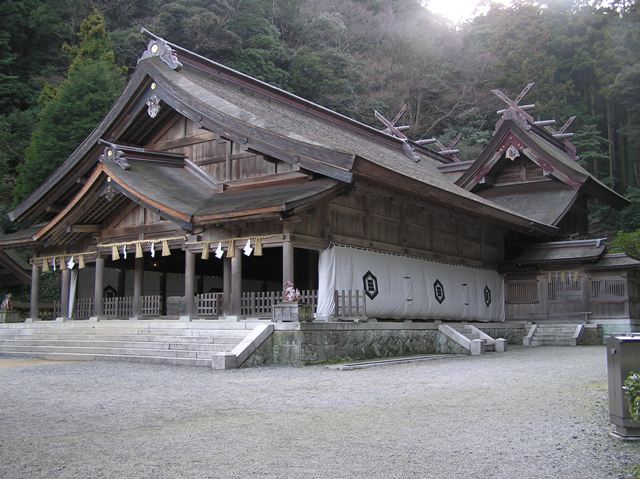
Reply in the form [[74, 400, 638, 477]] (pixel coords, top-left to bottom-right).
[[317, 245, 505, 322]]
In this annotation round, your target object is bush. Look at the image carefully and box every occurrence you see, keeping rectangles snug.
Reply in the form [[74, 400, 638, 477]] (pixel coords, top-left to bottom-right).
[[624, 371, 640, 423]]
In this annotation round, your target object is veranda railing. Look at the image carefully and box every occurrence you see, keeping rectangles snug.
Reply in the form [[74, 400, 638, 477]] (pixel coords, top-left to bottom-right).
[[334, 290, 366, 318]]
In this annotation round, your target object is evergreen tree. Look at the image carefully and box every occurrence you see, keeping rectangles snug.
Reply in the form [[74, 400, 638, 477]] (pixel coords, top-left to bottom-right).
[[13, 10, 125, 203]]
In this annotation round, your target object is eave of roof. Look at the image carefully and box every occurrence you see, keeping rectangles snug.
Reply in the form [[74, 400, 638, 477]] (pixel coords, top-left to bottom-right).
[[511, 238, 607, 265]]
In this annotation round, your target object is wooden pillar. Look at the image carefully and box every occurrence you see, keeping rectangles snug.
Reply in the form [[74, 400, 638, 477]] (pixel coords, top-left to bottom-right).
[[28, 261, 40, 321], [231, 252, 242, 315], [93, 256, 105, 319], [183, 251, 195, 320], [160, 271, 167, 316], [223, 257, 232, 316], [132, 257, 144, 319], [59, 268, 71, 320], [283, 242, 294, 289], [117, 267, 125, 297], [283, 220, 294, 290]]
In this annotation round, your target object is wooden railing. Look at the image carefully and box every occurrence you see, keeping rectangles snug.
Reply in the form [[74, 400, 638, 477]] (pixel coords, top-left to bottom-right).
[[505, 280, 539, 304], [197, 292, 223, 317], [334, 290, 366, 318], [104, 296, 133, 318], [591, 278, 626, 300], [241, 291, 283, 316]]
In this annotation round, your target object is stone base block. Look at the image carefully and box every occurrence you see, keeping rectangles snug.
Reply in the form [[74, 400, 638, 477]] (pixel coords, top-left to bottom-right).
[[495, 338, 507, 352], [212, 352, 237, 370], [55, 316, 68, 322], [178, 315, 193, 322]]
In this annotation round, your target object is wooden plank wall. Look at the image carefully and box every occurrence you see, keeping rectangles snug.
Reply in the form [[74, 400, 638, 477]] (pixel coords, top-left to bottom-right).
[[296, 181, 504, 267], [148, 116, 295, 183], [490, 156, 548, 186]]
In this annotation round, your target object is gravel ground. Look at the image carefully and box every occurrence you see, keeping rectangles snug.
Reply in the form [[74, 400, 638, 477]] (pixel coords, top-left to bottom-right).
[[0, 346, 638, 479]]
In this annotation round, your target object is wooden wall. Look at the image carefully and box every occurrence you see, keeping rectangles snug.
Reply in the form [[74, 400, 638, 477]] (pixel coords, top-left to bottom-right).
[[292, 181, 505, 267], [489, 156, 548, 186], [147, 116, 295, 183], [505, 268, 635, 321]]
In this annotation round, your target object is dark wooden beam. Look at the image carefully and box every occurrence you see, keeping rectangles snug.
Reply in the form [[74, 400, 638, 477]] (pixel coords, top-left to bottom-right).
[[66, 224, 102, 233]]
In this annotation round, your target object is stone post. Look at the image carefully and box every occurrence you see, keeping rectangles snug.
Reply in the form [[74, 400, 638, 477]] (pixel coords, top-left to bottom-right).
[[27, 261, 40, 322], [90, 256, 105, 321], [181, 251, 195, 321]]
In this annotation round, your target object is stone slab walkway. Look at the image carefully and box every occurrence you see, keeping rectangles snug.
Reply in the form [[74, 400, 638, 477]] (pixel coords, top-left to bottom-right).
[[0, 347, 638, 478]]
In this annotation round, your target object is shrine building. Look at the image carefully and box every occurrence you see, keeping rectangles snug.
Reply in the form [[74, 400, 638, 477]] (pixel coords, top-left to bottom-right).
[[0, 32, 637, 366]]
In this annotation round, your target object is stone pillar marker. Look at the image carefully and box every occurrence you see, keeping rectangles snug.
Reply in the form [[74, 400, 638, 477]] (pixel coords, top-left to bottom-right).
[[181, 251, 195, 321], [223, 257, 231, 316], [57, 268, 71, 321], [131, 257, 144, 320], [90, 256, 105, 321], [27, 261, 40, 322], [230, 251, 242, 317]]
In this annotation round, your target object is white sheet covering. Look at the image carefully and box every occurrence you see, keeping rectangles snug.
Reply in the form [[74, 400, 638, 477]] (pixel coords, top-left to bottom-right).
[[316, 245, 504, 322]]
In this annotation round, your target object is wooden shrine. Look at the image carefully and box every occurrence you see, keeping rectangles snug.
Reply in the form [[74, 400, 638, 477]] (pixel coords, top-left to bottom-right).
[[0, 33, 636, 332]]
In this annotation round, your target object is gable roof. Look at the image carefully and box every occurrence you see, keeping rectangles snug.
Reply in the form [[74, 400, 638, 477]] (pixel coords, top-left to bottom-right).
[[9, 32, 558, 238], [456, 119, 627, 209]]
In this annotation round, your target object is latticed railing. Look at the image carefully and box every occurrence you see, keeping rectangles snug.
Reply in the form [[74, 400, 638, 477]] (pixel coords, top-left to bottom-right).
[[591, 278, 626, 300], [241, 291, 283, 316], [505, 280, 539, 304], [334, 290, 366, 317], [548, 272, 583, 300], [197, 292, 223, 317]]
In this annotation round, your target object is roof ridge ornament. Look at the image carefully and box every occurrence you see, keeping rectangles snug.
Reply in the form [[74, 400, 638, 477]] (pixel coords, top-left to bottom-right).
[[374, 106, 421, 162], [139, 29, 183, 71], [493, 82, 536, 131]]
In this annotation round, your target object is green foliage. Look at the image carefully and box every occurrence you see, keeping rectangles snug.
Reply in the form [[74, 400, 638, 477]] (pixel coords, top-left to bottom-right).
[[610, 230, 640, 258], [13, 10, 125, 203], [624, 371, 640, 423]]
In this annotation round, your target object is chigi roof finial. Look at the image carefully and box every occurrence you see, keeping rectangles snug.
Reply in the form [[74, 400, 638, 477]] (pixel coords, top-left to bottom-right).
[[139, 28, 183, 71]]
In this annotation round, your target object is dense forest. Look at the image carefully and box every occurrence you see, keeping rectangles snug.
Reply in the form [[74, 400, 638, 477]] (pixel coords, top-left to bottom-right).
[[1, 0, 639, 247]]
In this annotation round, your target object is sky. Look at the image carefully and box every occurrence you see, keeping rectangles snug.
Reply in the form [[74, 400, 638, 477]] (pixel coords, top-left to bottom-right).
[[426, 0, 512, 24]]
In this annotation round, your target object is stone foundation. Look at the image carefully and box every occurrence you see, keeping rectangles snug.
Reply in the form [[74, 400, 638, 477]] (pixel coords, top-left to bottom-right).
[[242, 321, 528, 367]]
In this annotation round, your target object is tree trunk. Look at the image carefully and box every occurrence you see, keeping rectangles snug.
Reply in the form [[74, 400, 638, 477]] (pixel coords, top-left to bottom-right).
[[606, 98, 616, 189]]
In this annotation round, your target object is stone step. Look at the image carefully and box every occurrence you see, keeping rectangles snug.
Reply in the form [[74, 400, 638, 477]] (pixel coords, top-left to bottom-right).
[[535, 326, 577, 332], [0, 333, 246, 343], [0, 328, 251, 338], [0, 339, 235, 352], [534, 332, 573, 339], [0, 344, 217, 359], [530, 339, 572, 346], [0, 350, 211, 367]]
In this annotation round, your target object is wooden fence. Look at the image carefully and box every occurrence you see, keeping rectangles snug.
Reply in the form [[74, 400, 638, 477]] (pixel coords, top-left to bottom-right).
[[505, 280, 539, 304], [197, 292, 223, 317], [334, 290, 366, 317]]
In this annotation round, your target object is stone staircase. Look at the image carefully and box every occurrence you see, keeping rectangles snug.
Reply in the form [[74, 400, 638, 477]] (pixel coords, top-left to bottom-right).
[[0, 320, 269, 367], [451, 325, 502, 353], [438, 324, 506, 355], [524, 323, 584, 347]]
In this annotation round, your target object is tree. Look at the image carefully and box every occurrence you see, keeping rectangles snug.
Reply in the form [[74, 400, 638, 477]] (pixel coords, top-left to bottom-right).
[[13, 10, 125, 203]]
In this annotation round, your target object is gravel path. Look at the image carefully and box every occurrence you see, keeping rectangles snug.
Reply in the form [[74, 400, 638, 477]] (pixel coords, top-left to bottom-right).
[[0, 346, 638, 479]]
